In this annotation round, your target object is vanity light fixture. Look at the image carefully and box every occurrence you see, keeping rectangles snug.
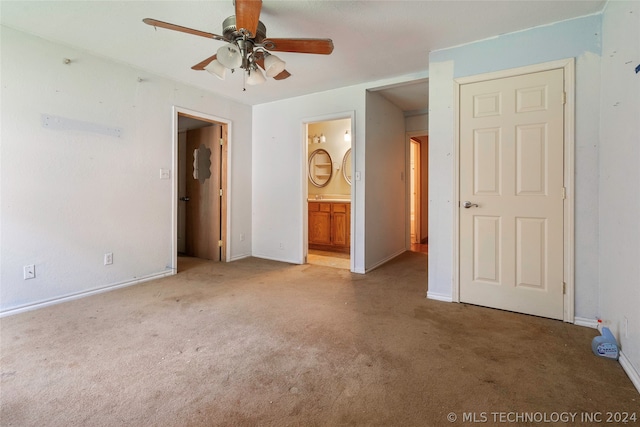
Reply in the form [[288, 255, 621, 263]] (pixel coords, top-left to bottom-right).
[[320, 133, 326, 143], [344, 130, 351, 142]]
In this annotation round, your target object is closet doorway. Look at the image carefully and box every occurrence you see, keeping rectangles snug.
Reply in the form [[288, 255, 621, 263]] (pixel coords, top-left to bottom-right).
[[175, 110, 229, 270]]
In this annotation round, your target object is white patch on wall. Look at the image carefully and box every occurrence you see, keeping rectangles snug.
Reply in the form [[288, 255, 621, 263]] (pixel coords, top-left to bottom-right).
[[41, 114, 122, 138]]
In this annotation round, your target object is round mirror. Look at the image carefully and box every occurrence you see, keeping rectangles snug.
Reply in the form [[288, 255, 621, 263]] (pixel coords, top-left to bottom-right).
[[308, 148, 333, 188], [342, 148, 352, 185]]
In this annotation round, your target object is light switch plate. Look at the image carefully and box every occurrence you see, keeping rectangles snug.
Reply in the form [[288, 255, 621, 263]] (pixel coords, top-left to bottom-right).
[[24, 264, 35, 280]]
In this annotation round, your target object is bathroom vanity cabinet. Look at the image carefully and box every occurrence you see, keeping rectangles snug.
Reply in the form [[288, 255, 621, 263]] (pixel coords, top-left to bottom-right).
[[308, 201, 350, 253]]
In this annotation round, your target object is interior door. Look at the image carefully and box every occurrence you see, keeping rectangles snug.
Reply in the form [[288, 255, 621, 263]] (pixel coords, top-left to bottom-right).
[[459, 68, 565, 320], [177, 131, 187, 254], [185, 125, 221, 261]]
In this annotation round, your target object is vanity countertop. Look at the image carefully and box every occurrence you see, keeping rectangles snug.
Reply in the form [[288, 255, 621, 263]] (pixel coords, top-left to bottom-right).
[[308, 196, 350, 203]]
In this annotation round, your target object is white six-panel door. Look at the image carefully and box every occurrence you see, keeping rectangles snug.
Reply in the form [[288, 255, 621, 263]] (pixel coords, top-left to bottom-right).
[[459, 68, 565, 320]]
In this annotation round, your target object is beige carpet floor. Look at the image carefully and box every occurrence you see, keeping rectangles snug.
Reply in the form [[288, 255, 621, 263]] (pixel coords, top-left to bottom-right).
[[1, 252, 637, 426]]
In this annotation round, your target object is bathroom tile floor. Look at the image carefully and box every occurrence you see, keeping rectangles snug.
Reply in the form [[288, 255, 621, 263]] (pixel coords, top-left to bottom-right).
[[307, 249, 350, 270], [308, 243, 427, 271]]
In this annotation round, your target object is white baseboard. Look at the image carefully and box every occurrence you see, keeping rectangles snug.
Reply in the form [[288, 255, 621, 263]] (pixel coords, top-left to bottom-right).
[[619, 351, 640, 395], [364, 248, 406, 273], [0, 270, 175, 318], [252, 253, 302, 265], [227, 253, 251, 262], [574, 316, 600, 329], [427, 291, 453, 303]]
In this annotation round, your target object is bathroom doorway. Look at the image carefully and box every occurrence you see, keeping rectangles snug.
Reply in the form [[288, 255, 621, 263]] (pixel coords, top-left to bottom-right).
[[306, 117, 353, 270]]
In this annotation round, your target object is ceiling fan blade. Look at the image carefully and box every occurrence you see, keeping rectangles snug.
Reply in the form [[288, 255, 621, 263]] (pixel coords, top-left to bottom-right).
[[143, 18, 226, 42], [235, 0, 262, 38], [273, 70, 291, 80], [191, 54, 218, 71], [262, 38, 334, 55], [256, 57, 291, 80]]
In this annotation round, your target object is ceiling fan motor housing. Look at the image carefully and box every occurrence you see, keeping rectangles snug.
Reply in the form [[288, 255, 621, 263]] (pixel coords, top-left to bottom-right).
[[222, 16, 267, 42]]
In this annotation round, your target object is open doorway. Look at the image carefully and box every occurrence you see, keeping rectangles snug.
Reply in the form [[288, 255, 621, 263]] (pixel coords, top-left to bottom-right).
[[409, 134, 428, 254], [175, 112, 228, 271], [368, 78, 428, 259], [306, 117, 352, 270]]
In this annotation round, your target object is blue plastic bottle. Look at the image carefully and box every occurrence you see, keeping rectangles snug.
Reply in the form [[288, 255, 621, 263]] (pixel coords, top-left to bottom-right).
[[591, 327, 619, 360]]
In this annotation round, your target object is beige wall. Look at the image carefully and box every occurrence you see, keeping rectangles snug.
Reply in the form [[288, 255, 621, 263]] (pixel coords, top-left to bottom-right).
[[307, 118, 352, 197]]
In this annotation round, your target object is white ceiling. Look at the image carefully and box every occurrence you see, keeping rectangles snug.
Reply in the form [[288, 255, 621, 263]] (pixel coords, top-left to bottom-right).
[[373, 78, 429, 114], [0, 1, 605, 109]]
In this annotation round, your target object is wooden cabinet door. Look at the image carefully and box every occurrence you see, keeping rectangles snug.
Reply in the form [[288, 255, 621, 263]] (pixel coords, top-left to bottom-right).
[[331, 203, 350, 247], [309, 203, 331, 245]]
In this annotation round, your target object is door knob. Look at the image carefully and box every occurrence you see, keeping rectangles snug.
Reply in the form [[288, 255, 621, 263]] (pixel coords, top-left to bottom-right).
[[180, 197, 190, 202], [462, 201, 478, 208]]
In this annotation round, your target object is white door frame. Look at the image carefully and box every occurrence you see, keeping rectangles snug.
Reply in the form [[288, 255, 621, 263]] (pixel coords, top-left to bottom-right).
[[171, 106, 233, 270], [452, 58, 575, 322], [406, 130, 428, 250], [301, 111, 356, 272], [410, 139, 421, 245]]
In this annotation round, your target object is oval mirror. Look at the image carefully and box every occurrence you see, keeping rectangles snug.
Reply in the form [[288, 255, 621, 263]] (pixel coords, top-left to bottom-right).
[[308, 148, 333, 188], [342, 148, 352, 185]]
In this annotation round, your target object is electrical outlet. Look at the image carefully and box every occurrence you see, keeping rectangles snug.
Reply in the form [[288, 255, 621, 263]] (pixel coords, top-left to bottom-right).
[[240, 233, 245, 242], [104, 252, 113, 265], [23, 264, 35, 280], [279, 242, 284, 250]]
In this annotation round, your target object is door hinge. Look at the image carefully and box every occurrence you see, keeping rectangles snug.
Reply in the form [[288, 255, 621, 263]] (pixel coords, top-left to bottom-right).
[[561, 187, 566, 199], [219, 138, 224, 146], [562, 92, 567, 105], [218, 240, 223, 248], [219, 188, 223, 197], [563, 282, 566, 294]]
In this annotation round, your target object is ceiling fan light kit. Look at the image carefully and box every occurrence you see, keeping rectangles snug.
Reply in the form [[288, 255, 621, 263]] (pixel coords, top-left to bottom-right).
[[143, 0, 334, 90], [263, 52, 286, 78], [246, 67, 266, 85], [216, 43, 243, 69], [204, 59, 227, 80]]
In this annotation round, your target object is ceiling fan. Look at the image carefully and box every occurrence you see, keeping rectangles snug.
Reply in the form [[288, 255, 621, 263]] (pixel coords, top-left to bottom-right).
[[143, 0, 334, 88]]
